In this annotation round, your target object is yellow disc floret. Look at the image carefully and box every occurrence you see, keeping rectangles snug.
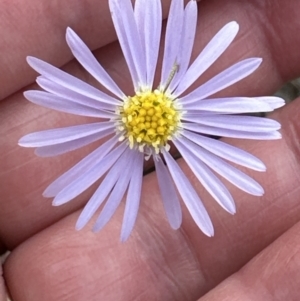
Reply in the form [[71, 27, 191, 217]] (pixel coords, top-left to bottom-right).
[[119, 90, 181, 153]]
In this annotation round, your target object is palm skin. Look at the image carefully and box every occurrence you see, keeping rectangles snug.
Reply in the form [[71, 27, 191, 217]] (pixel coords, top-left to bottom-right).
[[0, 0, 300, 300]]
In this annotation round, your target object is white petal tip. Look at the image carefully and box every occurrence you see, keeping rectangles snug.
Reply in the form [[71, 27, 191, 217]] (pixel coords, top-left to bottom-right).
[[274, 100, 286, 109], [18, 137, 29, 147], [76, 213, 91, 230], [120, 233, 130, 243], [168, 216, 182, 230], [171, 224, 181, 230], [264, 131, 282, 140], [229, 21, 239, 29], [26, 56, 38, 67], [255, 57, 263, 65], [75, 222, 85, 231], [92, 223, 104, 233], [226, 206, 236, 215], [274, 97, 285, 103], [170, 223, 182, 230], [34, 149, 46, 158], [274, 132, 282, 139], [52, 198, 65, 206], [254, 162, 267, 172], [66, 27, 76, 39], [222, 21, 239, 36], [205, 232, 214, 238], [258, 166, 267, 172], [18, 134, 39, 148], [26, 56, 34, 63], [260, 96, 286, 110], [253, 187, 265, 196], [271, 120, 282, 131], [202, 226, 214, 237], [245, 57, 263, 69], [42, 192, 53, 198], [23, 91, 32, 100]]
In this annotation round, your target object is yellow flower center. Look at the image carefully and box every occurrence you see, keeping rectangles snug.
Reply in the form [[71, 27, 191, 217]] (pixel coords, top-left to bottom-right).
[[119, 90, 181, 153]]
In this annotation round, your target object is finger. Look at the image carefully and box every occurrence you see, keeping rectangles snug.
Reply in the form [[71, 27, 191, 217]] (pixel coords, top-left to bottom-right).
[[1, 0, 300, 248], [3, 96, 300, 301], [0, 264, 5, 301], [197, 222, 300, 301], [2, 1, 299, 300], [4, 112, 300, 301], [4, 207, 205, 301], [0, 0, 179, 100], [200, 0, 300, 83]]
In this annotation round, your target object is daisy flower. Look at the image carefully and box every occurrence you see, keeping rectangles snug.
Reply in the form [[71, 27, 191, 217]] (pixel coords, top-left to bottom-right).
[[19, 0, 284, 241]]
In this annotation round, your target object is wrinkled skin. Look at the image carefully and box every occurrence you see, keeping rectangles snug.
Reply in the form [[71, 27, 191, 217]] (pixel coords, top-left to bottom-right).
[[1, 0, 300, 300]]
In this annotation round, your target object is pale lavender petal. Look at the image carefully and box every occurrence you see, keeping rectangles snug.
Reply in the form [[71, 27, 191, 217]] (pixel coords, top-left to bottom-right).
[[24, 91, 117, 119], [134, 0, 146, 55], [174, 139, 236, 214], [53, 143, 127, 206], [19, 122, 115, 147], [66, 27, 125, 99], [119, 0, 147, 86], [76, 148, 133, 230], [182, 122, 282, 140], [181, 114, 281, 132], [109, 0, 139, 89], [160, 0, 184, 90], [168, 0, 198, 92], [154, 156, 182, 229], [37, 77, 115, 111], [135, 0, 162, 89], [27, 56, 121, 106], [35, 128, 114, 157], [92, 152, 135, 232], [179, 136, 264, 195], [120, 151, 144, 242], [183, 130, 266, 171], [44, 136, 118, 197], [184, 97, 273, 114], [257, 96, 285, 110], [162, 150, 214, 237], [180, 58, 262, 103], [110, 0, 146, 88], [174, 21, 239, 97]]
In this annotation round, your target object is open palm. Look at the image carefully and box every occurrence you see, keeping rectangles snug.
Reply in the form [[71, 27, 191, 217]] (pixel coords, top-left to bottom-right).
[[1, 0, 300, 300]]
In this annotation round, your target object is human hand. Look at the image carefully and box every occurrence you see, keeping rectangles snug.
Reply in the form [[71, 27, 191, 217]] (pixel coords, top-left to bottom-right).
[[1, 0, 300, 300]]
